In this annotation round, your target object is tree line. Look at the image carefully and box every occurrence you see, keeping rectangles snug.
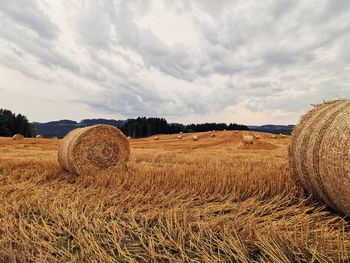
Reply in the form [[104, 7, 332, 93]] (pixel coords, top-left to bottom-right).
[[0, 108, 249, 138], [120, 117, 249, 138], [0, 109, 32, 137]]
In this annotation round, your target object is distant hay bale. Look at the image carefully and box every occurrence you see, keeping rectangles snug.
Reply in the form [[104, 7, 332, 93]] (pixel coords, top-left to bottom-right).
[[223, 129, 226, 131], [36, 135, 44, 139], [127, 136, 131, 140], [211, 133, 216, 137], [234, 131, 239, 134], [289, 100, 350, 216], [177, 135, 182, 139], [52, 136, 58, 139], [13, 134, 24, 140], [271, 135, 277, 138], [192, 135, 198, 141], [180, 131, 183, 134], [255, 135, 261, 139], [58, 125, 130, 176], [154, 136, 159, 140], [280, 133, 286, 138], [243, 135, 254, 144]]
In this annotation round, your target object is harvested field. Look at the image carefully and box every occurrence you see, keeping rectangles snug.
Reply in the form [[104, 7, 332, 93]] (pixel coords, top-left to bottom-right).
[[0, 131, 350, 262]]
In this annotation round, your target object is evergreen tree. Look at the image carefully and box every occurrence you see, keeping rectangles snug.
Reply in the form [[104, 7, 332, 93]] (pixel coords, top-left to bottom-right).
[[0, 109, 32, 137], [0, 112, 10, 136], [120, 117, 248, 138]]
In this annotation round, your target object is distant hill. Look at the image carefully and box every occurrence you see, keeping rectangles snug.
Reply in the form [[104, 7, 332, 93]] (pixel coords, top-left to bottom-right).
[[33, 118, 293, 139], [33, 119, 126, 138], [80, 119, 125, 127], [248, 125, 294, 135]]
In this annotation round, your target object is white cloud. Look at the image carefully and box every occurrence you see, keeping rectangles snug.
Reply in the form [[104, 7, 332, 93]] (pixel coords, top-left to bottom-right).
[[0, 0, 349, 124]]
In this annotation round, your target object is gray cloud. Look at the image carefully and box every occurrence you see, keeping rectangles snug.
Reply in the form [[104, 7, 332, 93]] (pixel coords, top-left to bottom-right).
[[0, 0, 349, 124], [0, 0, 59, 39]]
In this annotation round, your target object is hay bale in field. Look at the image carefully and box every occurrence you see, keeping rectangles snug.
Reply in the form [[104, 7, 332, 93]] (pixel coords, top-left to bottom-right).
[[192, 135, 198, 141], [52, 136, 58, 139], [280, 133, 286, 138], [243, 135, 254, 144], [289, 100, 350, 216], [58, 125, 130, 176], [271, 135, 277, 138], [177, 135, 182, 139], [211, 133, 216, 137], [180, 131, 183, 134], [234, 131, 239, 134], [154, 136, 159, 140], [127, 136, 131, 140], [13, 134, 24, 140], [36, 135, 44, 138], [255, 135, 261, 139]]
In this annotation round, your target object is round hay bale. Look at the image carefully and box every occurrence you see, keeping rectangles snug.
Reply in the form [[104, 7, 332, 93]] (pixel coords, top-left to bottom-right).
[[180, 131, 183, 134], [211, 133, 216, 137], [36, 135, 44, 139], [255, 135, 261, 140], [243, 135, 254, 144], [13, 134, 24, 140], [192, 135, 198, 141], [289, 100, 350, 215], [127, 136, 131, 140], [154, 136, 159, 140], [58, 125, 130, 176], [52, 136, 58, 139], [177, 135, 182, 139]]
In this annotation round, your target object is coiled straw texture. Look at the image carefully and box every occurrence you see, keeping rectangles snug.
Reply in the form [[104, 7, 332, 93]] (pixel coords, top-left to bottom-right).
[[289, 100, 350, 215], [58, 125, 130, 176], [13, 134, 24, 140], [243, 135, 254, 144]]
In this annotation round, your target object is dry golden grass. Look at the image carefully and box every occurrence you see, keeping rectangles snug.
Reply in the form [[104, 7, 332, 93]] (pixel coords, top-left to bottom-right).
[[0, 131, 350, 262]]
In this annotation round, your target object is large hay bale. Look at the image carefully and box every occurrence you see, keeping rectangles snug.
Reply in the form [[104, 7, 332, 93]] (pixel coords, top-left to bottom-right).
[[36, 135, 44, 138], [289, 100, 350, 215], [154, 136, 159, 140], [58, 125, 130, 176], [177, 135, 182, 139], [192, 135, 198, 141], [13, 134, 24, 140], [243, 135, 254, 144]]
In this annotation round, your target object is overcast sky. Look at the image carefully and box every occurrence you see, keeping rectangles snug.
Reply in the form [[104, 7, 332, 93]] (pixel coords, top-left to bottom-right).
[[0, 0, 349, 124]]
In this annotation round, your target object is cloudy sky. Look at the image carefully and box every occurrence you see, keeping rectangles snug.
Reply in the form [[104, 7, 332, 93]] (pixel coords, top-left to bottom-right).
[[0, 0, 349, 125]]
